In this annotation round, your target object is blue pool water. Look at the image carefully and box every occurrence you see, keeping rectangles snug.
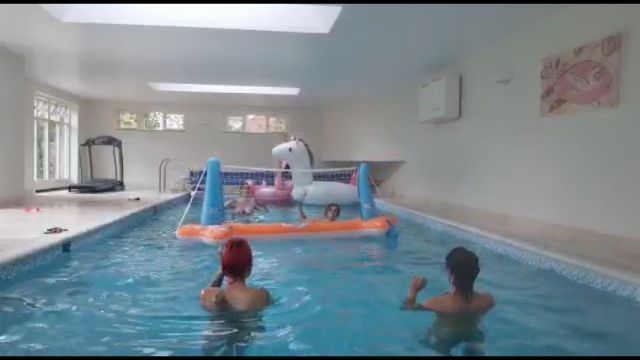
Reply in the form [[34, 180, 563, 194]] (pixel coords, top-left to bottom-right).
[[0, 198, 639, 355]]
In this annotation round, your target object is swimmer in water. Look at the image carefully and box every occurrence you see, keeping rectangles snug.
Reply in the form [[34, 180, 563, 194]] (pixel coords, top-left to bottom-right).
[[224, 183, 268, 215], [298, 202, 340, 223], [402, 247, 495, 356], [199, 238, 269, 356], [200, 238, 271, 312]]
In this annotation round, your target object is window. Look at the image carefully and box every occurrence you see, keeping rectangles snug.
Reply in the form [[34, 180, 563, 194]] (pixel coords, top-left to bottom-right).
[[116, 111, 185, 131], [268, 116, 286, 132], [245, 114, 267, 133], [144, 111, 164, 130], [34, 94, 75, 181], [166, 113, 185, 130], [226, 114, 286, 133], [226, 116, 244, 132], [118, 111, 138, 129]]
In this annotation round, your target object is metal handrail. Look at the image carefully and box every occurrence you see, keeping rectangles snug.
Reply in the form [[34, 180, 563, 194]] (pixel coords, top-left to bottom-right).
[[158, 158, 194, 193]]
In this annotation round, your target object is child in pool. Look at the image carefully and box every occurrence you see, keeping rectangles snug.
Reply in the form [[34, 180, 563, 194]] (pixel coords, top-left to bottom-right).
[[298, 202, 340, 223]]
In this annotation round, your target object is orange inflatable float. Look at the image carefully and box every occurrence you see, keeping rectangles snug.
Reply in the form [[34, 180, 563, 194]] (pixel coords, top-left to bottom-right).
[[176, 215, 397, 243]]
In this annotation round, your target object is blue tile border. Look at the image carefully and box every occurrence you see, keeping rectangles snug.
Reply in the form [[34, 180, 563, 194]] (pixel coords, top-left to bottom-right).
[[0, 194, 189, 282], [376, 199, 640, 302]]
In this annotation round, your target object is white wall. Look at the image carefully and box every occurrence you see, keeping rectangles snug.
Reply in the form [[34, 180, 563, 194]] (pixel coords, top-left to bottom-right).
[[82, 100, 323, 190], [24, 80, 86, 192], [321, 4, 640, 240], [0, 46, 25, 206]]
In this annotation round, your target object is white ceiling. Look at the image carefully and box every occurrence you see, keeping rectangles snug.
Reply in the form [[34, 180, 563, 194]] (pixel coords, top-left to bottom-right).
[[0, 4, 561, 107]]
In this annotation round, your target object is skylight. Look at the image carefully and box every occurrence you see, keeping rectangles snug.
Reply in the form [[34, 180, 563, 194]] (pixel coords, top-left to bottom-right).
[[40, 4, 343, 34], [148, 83, 301, 96]]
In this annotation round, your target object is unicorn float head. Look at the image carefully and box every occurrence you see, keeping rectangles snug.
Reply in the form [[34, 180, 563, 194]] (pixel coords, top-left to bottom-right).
[[271, 137, 315, 188], [272, 137, 358, 205]]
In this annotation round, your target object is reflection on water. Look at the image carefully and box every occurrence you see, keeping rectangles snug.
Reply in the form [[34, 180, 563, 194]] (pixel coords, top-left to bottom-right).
[[421, 315, 486, 356], [201, 310, 266, 356]]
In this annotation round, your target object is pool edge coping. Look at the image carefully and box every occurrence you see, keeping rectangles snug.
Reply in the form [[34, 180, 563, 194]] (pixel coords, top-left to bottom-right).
[[0, 193, 190, 271]]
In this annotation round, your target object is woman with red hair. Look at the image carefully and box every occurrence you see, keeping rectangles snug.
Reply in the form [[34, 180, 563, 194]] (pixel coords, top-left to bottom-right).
[[199, 238, 271, 311]]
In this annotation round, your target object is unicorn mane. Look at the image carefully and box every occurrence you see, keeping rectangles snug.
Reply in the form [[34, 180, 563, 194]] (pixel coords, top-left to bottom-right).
[[292, 136, 314, 167]]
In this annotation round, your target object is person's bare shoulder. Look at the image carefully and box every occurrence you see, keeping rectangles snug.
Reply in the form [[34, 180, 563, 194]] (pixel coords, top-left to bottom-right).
[[240, 287, 271, 309], [474, 292, 495, 312], [422, 293, 448, 312], [258, 287, 272, 305], [200, 287, 226, 310]]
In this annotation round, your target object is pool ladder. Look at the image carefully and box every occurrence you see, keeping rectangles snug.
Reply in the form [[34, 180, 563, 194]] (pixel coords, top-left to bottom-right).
[[158, 158, 193, 193]]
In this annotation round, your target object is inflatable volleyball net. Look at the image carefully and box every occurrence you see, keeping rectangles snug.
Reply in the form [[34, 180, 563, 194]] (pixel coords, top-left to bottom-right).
[[186, 165, 379, 199], [176, 158, 397, 245]]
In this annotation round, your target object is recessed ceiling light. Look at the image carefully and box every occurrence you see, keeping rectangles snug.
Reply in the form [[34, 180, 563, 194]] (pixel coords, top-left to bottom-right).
[[148, 83, 301, 95], [40, 4, 343, 34]]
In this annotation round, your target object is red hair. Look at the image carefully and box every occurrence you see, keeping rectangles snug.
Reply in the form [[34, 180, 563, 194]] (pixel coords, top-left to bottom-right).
[[220, 238, 253, 279]]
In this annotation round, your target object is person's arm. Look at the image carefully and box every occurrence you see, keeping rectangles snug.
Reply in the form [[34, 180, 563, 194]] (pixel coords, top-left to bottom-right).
[[200, 268, 227, 310], [402, 296, 438, 311], [402, 292, 433, 311], [401, 276, 434, 311], [208, 268, 224, 288]]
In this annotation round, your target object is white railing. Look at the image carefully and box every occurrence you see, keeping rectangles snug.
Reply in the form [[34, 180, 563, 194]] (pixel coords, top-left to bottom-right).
[[158, 158, 194, 193]]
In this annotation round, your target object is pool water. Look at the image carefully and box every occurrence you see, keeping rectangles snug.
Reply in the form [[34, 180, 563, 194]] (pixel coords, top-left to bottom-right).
[[1, 199, 639, 355]]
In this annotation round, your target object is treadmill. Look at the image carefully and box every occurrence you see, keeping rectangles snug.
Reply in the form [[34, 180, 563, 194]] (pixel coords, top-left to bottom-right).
[[68, 135, 125, 193]]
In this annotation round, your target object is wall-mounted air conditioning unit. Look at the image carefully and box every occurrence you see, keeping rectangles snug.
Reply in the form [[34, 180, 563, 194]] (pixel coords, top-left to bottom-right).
[[418, 73, 460, 123]]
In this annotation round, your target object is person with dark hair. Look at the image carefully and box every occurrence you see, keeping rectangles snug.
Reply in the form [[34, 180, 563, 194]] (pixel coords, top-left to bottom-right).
[[298, 202, 341, 223], [200, 238, 271, 311], [402, 247, 495, 355]]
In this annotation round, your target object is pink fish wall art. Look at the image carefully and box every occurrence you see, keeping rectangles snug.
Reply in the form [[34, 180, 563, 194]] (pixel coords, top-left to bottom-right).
[[540, 33, 621, 116]]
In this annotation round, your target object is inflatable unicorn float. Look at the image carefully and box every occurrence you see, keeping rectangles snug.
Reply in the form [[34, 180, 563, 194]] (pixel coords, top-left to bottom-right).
[[271, 137, 359, 205]]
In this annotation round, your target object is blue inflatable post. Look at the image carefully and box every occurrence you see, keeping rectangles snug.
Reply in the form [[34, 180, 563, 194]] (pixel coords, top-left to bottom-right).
[[358, 163, 377, 220], [385, 220, 399, 249], [200, 157, 225, 225], [358, 163, 398, 248]]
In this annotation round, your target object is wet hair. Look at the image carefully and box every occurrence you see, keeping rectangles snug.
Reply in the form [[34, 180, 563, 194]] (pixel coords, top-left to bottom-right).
[[221, 238, 253, 279], [324, 203, 341, 218], [445, 247, 480, 303]]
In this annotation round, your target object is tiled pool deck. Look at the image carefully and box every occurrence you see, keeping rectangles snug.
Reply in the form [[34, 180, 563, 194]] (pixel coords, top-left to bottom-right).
[[0, 190, 188, 276]]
